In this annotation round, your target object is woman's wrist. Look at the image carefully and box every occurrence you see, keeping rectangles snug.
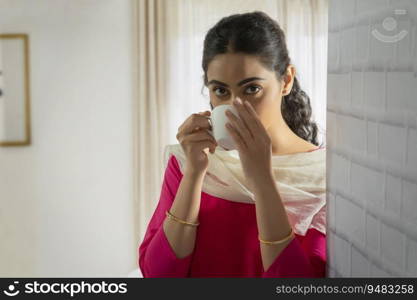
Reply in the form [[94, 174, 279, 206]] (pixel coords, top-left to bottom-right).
[[248, 171, 275, 194], [184, 166, 207, 178]]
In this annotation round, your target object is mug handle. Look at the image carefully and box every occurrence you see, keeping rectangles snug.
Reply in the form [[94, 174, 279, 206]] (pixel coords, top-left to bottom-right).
[[205, 116, 215, 137]]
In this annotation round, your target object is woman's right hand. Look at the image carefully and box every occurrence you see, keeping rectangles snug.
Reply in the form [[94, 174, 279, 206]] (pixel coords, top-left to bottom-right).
[[176, 110, 217, 174]]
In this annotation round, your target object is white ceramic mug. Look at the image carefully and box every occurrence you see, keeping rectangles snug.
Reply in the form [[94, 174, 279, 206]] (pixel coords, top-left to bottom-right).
[[207, 104, 239, 151]]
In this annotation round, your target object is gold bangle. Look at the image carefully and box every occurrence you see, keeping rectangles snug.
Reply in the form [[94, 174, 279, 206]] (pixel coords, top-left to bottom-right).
[[258, 227, 295, 245], [165, 210, 200, 227]]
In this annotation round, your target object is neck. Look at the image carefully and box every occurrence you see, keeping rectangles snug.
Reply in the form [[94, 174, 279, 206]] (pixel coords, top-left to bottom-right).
[[266, 117, 311, 156]]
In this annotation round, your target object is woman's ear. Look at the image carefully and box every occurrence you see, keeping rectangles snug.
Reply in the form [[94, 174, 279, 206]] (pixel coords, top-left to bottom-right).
[[282, 65, 296, 96]]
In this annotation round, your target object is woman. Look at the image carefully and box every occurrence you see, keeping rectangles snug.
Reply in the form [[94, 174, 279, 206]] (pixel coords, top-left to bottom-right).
[[138, 11, 326, 277]]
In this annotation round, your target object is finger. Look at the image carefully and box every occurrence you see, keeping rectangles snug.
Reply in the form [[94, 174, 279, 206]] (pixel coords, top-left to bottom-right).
[[183, 112, 212, 135], [241, 100, 264, 132], [182, 130, 217, 145], [200, 110, 211, 116], [225, 108, 253, 142], [178, 111, 211, 131], [225, 122, 246, 150], [181, 132, 217, 151], [233, 98, 260, 138], [190, 139, 217, 154], [231, 98, 254, 137]]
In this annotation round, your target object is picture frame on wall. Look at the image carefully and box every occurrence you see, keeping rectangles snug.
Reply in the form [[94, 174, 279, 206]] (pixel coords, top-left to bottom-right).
[[0, 33, 31, 146]]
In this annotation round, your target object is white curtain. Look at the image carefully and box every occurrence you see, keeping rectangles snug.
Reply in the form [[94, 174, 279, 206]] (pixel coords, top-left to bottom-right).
[[134, 0, 328, 245]]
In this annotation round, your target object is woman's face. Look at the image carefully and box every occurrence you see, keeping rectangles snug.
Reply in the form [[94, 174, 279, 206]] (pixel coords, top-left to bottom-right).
[[206, 52, 292, 130]]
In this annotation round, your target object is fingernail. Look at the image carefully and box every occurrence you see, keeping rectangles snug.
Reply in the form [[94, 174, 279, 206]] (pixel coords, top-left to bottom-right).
[[236, 97, 242, 104]]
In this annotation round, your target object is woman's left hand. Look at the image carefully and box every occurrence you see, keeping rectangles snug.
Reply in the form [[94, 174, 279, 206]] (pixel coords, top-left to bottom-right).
[[225, 97, 273, 191]]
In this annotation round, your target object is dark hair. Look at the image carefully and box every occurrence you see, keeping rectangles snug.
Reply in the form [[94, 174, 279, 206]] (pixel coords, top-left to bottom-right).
[[202, 11, 320, 146]]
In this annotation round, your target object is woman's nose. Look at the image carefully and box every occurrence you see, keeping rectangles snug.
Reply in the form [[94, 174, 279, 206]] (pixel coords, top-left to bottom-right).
[[226, 95, 242, 105], [230, 96, 244, 106]]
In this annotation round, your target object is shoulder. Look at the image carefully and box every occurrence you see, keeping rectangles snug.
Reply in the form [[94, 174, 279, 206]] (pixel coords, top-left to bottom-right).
[[304, 141, 325, 152], [163, 144, 184, 179], [167, 154, 181, 173], [163, 143, 182, 163], [291, 139, 325, 154]]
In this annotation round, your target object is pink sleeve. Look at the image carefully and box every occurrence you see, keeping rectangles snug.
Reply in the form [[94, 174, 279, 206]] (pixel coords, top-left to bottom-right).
[[262, 228, 326, 278], [138, 154, 193, 278]]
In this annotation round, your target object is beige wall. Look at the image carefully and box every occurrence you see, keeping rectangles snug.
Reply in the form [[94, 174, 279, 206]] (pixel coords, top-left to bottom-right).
[[0, 0, 136, 276]]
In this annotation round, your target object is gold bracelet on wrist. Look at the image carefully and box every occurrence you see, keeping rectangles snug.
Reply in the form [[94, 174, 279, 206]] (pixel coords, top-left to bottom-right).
[[165, 210, 200, 227], [258, 227, 294, 245]]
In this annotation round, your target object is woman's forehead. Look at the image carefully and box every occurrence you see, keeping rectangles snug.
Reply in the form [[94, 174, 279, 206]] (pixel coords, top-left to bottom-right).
[[207, 53, 273, 81]]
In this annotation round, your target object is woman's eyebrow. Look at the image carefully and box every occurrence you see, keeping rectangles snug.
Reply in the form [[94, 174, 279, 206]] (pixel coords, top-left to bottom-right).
[[208, 77, 266, 87]]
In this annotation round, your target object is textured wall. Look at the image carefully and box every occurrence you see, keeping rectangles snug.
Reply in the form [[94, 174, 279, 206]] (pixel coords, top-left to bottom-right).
[[327, 0, 417, 277]]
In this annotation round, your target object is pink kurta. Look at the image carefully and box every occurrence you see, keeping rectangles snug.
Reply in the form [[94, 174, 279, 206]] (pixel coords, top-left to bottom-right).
[[138, 148, 326, 277]]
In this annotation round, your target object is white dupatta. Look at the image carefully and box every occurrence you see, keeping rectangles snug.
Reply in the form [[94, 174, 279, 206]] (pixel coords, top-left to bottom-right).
[[163, 144, 326, 236]]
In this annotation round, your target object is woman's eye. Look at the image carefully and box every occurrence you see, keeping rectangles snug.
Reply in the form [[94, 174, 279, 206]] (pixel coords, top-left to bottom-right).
[[213, 87, 228, 97], [244, 85, 261, 94]]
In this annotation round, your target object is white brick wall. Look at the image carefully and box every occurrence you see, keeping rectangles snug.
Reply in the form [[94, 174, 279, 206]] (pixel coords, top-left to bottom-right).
[[327, 0, 417, 277]]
